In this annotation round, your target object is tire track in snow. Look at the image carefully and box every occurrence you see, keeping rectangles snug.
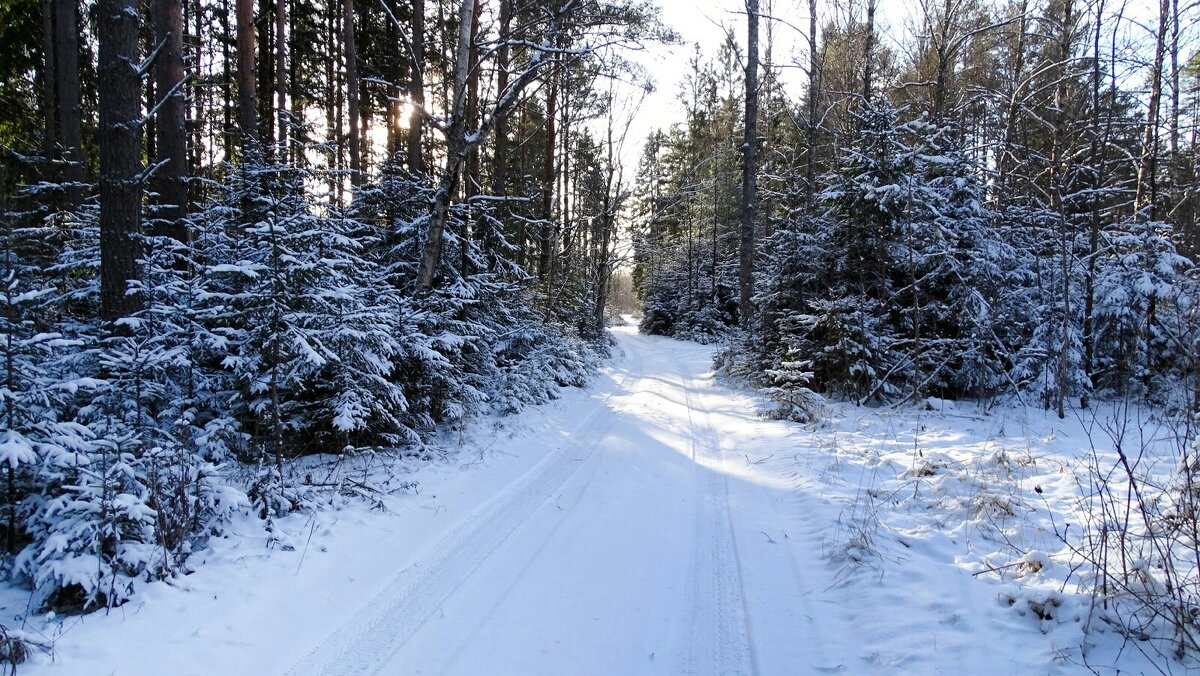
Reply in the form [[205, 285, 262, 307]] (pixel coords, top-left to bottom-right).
[[672, 353, 759, 676], [282, 342, 645, 676], [430, 400, 622, 675]]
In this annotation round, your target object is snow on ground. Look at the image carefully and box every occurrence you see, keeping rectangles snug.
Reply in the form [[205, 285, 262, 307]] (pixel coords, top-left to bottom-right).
[[2, 326, 1183, 674]]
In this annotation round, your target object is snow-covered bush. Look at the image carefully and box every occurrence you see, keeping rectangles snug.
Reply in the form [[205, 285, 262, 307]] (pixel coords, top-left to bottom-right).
[[0, 143, 604, 614], [1091, 219, 1194, 401]]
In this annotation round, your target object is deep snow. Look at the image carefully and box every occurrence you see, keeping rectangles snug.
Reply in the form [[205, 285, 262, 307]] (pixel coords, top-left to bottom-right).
[[2, 325, 1180, 674]]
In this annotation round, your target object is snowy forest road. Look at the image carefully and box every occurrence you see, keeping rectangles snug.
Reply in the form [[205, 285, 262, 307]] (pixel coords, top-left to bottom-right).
[[285, 326, 841, 676], [18, 324, 1133, 675]]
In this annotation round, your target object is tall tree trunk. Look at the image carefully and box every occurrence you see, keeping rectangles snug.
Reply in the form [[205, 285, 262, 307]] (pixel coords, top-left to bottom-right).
[[258, 0, 274, 146], [539, 55, 559, 281], [385, 0, 403, 161], [145, 33, 156, 163], [416, 0, 476, 292], [553, 80, 571, 298], [98, 0, 144, 322], [1169, 0, 1180, 165], [189, 0, 204, 178], [592, 212, 612, 334], [996, 0, 1027, 202], [805, 0, 819, 207], [862, 0, 876, 103], [324, 1, 337, 187], [1051, 0, 1075, 419], [358, 70, 370, 178], [54, 0, 83, 207], [516, 107, 528, 269], [332, 3, 345, 197], [407, 0, 425, 174], [759, 0, 774, 239], [344, 0, 361, 183], [220, 0, 234, 162], [1135, 0, 1169, 218], [488, 0, 513, 270], [236, 0, 258, 149], [492, 0, 512, 196], [1082, 0, 1109, 408], [931, 0, 952, 120], [274, 0, 287, 152], [465, 0, 481, 199], [463, 0, 482, 273], [287, 0, 300, 165], [153, 0, 189, 241], [739, 0, 760, 329], [39, 0, 57, 160]]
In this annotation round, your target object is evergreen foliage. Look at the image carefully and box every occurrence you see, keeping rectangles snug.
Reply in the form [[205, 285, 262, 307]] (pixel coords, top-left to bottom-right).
[[637, 91, 1200, 414], [0, 145, 607, 611]]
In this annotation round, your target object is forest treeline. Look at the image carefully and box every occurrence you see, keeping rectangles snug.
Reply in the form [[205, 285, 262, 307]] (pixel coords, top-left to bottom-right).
[[634, 0, 1200, 421], [0, 0, 664, 613]]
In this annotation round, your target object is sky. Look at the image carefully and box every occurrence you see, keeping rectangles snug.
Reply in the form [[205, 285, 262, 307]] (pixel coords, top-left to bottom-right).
[[618, 0, 782, 172], [614, 0, 912, 175]]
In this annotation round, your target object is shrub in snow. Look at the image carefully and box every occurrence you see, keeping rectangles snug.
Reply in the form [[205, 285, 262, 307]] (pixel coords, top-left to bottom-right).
[[1070, 405, 1200, 660], [760, 350, 824, 423], [17, 428, 156, 611], [797, 296, 900, 402], [18, 251, 240, 609], [0, 223, 93, 564], [0, 624, 46, 669]]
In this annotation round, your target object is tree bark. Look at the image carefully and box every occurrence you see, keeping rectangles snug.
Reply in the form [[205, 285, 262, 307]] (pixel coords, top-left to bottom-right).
[[153, 0, 189, 241], [592, 111, 620, 337], [235, 0, 258, 148], [415, 0, 476, 292], [1050, 0, 1075, 419], [384, 0, 402, 160], [332, 3, 344, 195], [258, 0, 273, 146], [465, 0, 482, 199], [344, 0, 361, 183], [287, 0, 300, 165], [220, 0, 234, 161], [539, 55, 559, 281], [463, 0, 482, 272], [407, 0, 425, 174], [1169, 0, 1180, 164], [740, 0, 760, 328], [805, 0, 819, 208], [39, 0, 57, 160], [275, 0, 287, 151], [1081, 0, 1110, 408], [189, 0, 204, 175], [492, 0, 512, 196], [1135, 0, 1170, 218], [98, 0, 145, 322]]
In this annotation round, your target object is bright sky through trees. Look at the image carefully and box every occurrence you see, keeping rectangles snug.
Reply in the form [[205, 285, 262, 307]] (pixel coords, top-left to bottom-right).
[[622, 0, 912, 170]]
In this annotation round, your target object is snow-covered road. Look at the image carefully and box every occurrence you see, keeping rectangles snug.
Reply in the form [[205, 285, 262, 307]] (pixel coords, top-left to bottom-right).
[[17, 326, 1156, 675], [287, 327, 781, 675]]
